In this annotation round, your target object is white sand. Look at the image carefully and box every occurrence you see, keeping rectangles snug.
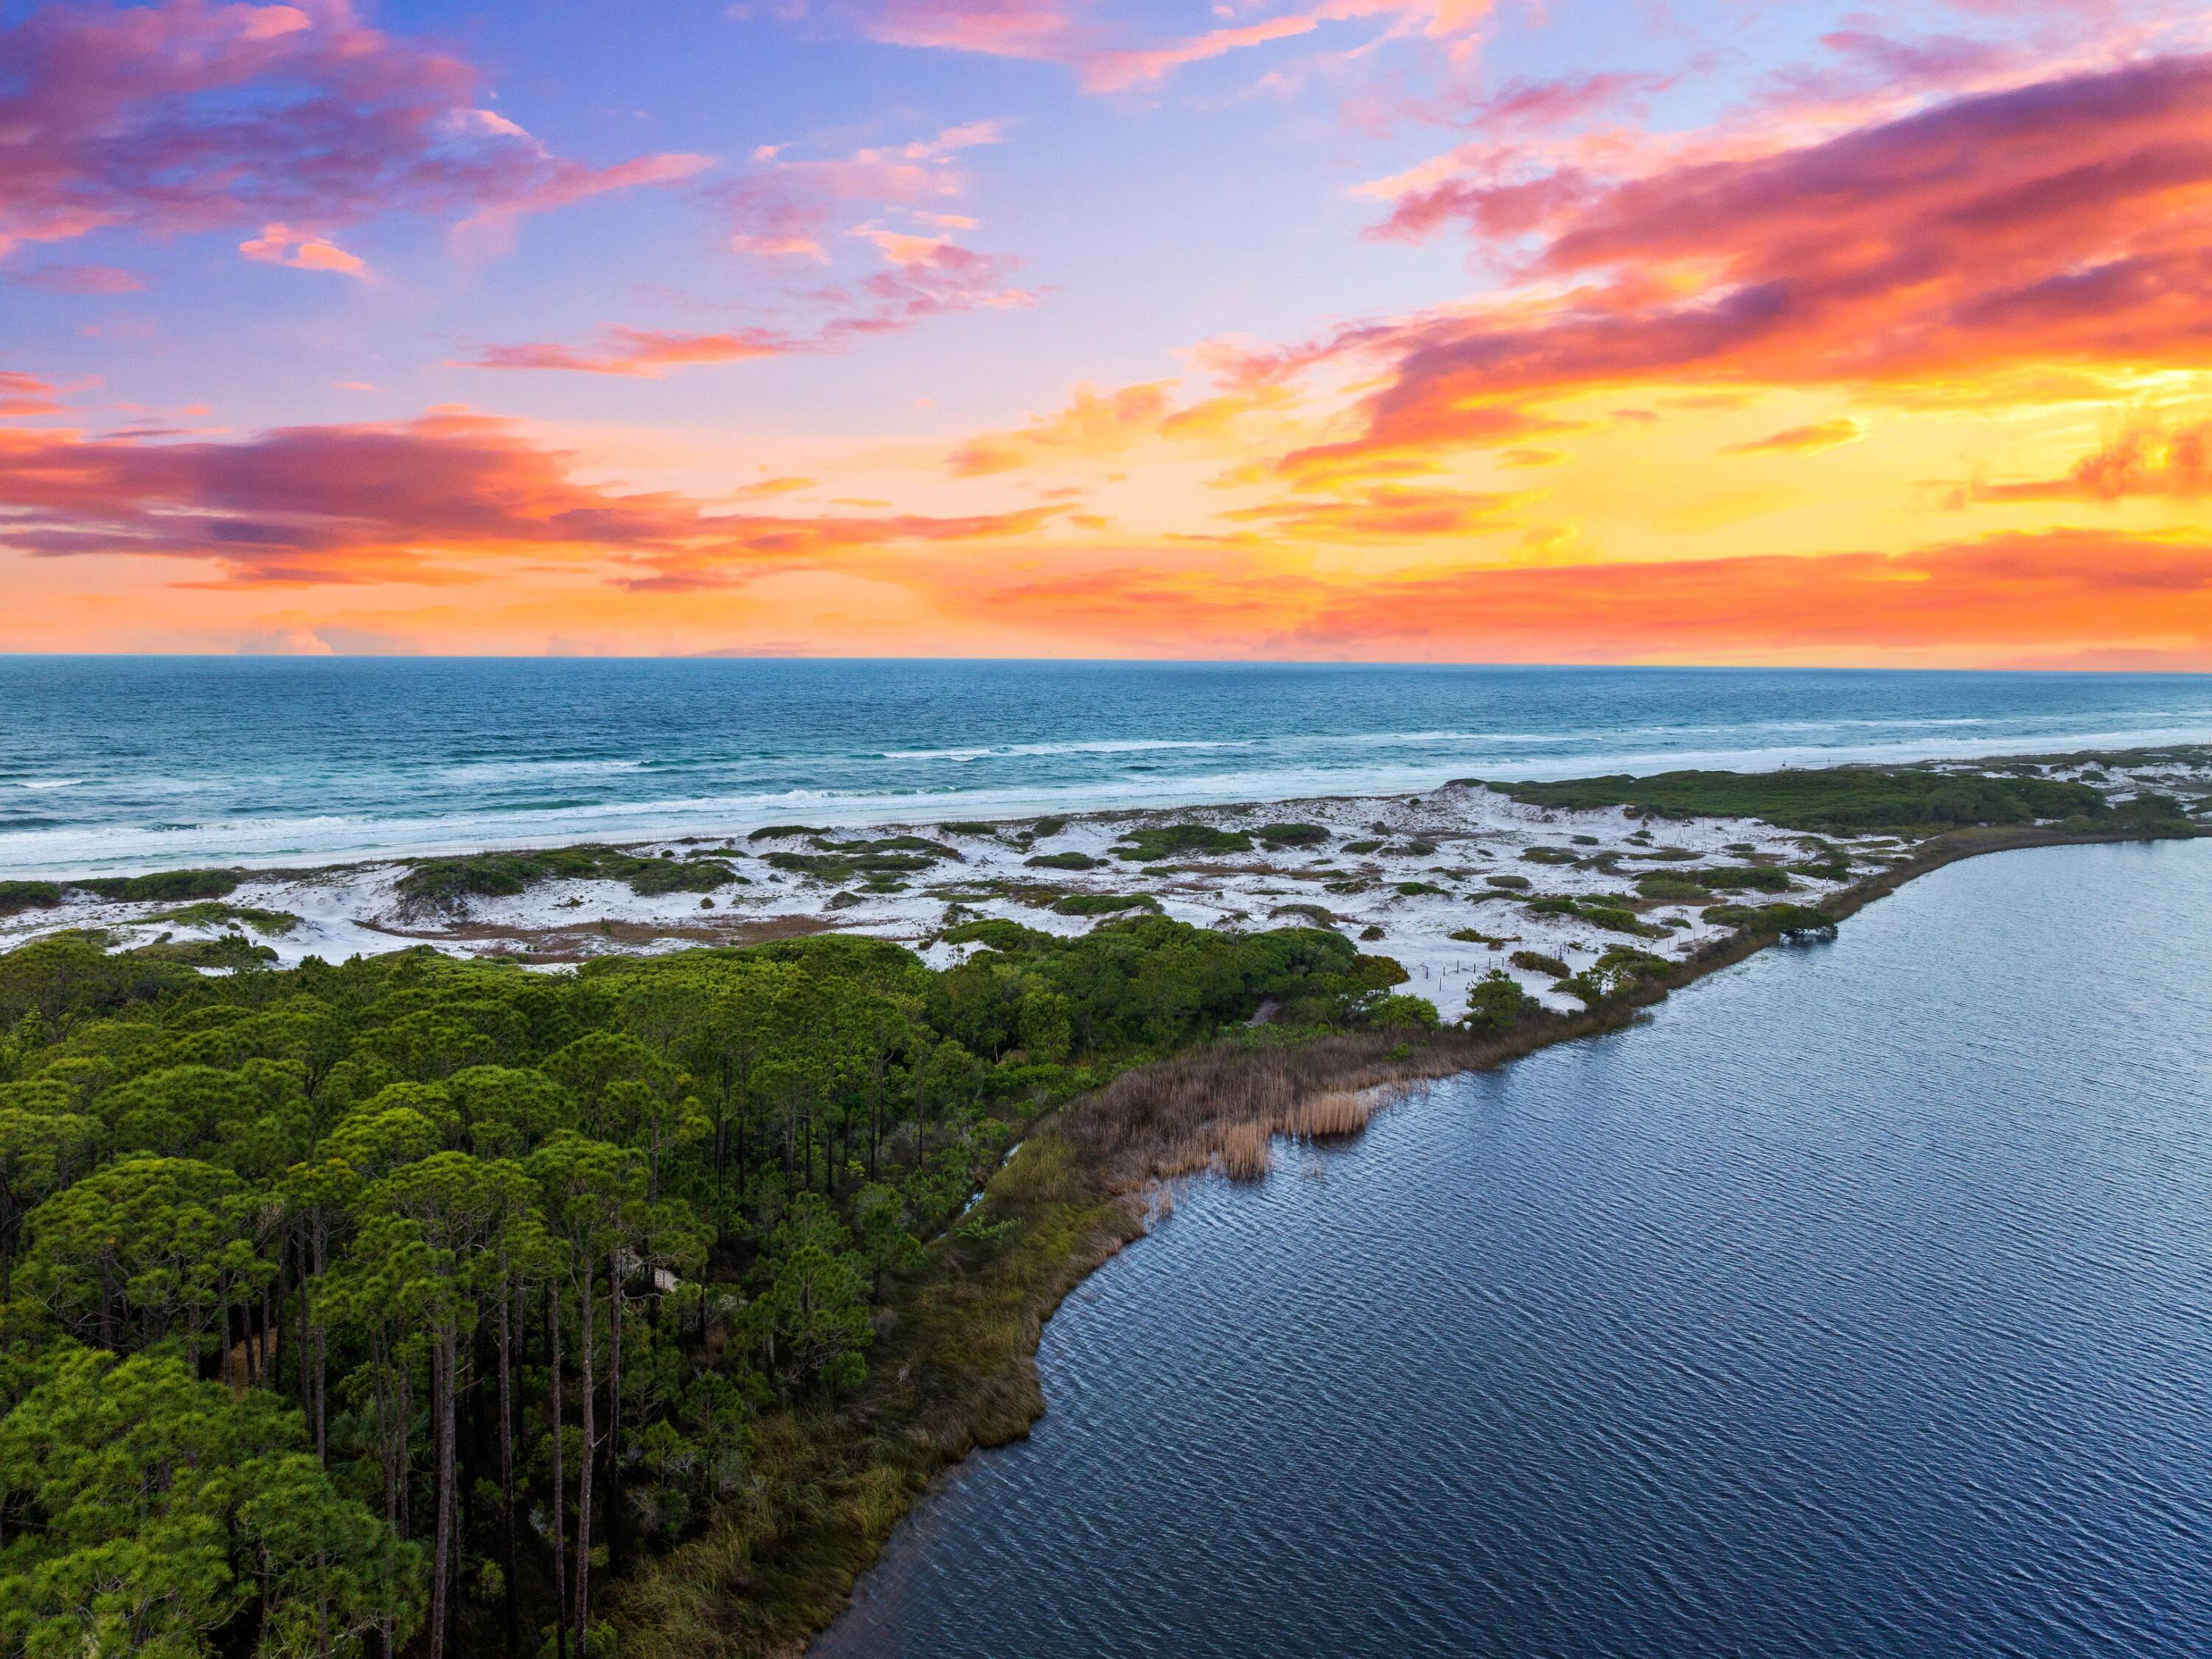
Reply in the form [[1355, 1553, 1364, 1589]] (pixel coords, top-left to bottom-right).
[[9, 751, 2207, 1022]]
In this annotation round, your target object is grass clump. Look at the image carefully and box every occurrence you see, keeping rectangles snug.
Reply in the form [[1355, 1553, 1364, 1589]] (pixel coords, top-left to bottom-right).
[[1394, 881, 1447, 897], [939, 821, 1000, 836], [748, 824, 830, 841], [1113, 824, 1254, 862], [1520, 846, 1578, 866], [1256, 822, 1331, 848], [1025, 852, 1104, 871], [1340, 839, 1384, 855], [1485, 874, 1531, 891]]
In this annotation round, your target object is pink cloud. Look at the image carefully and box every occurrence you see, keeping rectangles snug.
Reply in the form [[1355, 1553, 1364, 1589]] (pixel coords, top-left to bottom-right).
[[0, 372, 64, 419], [4, 262, 144, 293], [465, 240, 1036, 375], [462, 326, 802, 377], [848, 0, 1492, 91], [0, 0, 703, 259], [239, 222, 367, 276]]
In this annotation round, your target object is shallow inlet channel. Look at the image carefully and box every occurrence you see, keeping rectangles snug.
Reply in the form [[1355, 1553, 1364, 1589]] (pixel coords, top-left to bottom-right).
[[815, 839, 2212, 1658]]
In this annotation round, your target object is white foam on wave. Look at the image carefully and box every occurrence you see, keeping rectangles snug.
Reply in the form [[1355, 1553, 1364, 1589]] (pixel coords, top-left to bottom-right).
[[5, 717, 2211, 880]]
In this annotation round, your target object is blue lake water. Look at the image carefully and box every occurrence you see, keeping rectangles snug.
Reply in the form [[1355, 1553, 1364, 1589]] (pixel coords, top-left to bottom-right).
[[4, 658, 2212, 877], [814, 839, 2212, 1658]]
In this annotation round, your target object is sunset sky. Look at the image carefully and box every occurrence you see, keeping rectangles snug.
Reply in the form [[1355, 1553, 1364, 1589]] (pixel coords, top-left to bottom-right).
[[5, 0, 2212, 664]]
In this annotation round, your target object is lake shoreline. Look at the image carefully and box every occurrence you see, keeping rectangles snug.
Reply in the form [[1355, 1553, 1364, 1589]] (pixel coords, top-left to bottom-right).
[[606, 809, 2206, 1659]]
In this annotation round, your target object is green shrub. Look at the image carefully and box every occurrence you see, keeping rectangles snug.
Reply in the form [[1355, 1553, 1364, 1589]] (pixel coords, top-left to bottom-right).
[[1025, 852, 1103, 870], [1485, 874, 1531, 891], [1520, 847, 1577, 865], [1509, 950, 1571, 978], [1341, 839, 1384, 855], [129, 933, 277, 970], [1394, 881, 1447, 897], [1766, 904, 1838, 938], [940, 821, 999, 836], [0, 880, 63, 917], [1526, 897, 1667, 938], [746, 823, 830, 840], [399, 846, 732, 910], [1051, 893, 1161, 916], [1566, 945, 1671, 1004], [1029, 815, 1070, 838], [1256, 822, 1330, 847], [1701, 864, 1793, 893], [78, 869, 240, 902], [1634, 872, 1712, 902], [1465, 969, 1535, 1033], [1368, 994, 1439, 1031], [625, 856, 736, 896], [147, 902, 299, 936], [1113, 824, 1254, 862], [1503, 766, 2108, 831]]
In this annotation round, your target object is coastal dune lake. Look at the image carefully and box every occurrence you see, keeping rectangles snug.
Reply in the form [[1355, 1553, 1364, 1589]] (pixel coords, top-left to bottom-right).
[[816, 839, 2212, 1658]]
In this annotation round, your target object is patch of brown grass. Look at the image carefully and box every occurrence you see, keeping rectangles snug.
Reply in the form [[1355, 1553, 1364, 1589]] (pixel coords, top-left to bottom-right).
[[1288, 1088, 1381, 1141], [1215, 1120, 1274, 1181]]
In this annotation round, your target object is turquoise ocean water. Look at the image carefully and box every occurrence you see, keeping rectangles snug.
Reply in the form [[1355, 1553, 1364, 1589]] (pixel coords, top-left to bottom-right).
[[4, 658, 2211, 877]]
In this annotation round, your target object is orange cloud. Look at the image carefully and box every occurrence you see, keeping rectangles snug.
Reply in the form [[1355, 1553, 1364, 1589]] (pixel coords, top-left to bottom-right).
[[1724, 418, 1862, 455], [1218, 483, 1534, 541], [0, 413, 1061, 588], [1307, 53, 2212, 485], [949, 382, 1174, 474], [979, 529, 2212, 663], [1972, 418, 2212, 503]]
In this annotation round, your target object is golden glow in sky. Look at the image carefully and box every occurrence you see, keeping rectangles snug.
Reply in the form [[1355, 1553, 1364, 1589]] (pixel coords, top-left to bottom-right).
[[5, 0, 2212, 665]]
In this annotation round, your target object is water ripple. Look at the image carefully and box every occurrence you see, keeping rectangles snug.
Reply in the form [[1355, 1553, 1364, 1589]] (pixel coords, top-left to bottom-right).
[[815, 841, 2212, 1658]]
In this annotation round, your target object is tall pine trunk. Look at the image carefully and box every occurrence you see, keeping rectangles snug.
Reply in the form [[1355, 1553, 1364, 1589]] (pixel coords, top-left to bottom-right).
[[574, 1267, 597, 1656], [499, 1279, 518, 1656], [549, 1284, 568, 1659], [606, 1252, 624, 1576]]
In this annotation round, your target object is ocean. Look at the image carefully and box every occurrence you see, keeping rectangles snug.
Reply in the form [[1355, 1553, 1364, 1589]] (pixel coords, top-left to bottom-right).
[[4, 657, 2211, 878]]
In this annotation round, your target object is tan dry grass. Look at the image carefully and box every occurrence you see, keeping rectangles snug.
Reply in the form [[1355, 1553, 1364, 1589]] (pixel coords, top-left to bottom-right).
[[1215, 1119, 1274, 1181]]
